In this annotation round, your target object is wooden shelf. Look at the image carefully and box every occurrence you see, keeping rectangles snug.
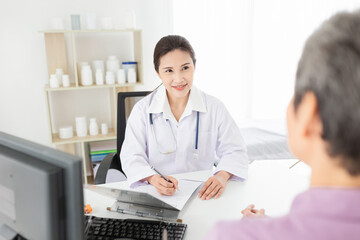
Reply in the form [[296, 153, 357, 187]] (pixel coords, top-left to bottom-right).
[[41, 28, 143, 184], [44, 82, 142, 91], [52, 129, 116, 144], [44, 83, 77, 91], [38, 30, 72, 33]]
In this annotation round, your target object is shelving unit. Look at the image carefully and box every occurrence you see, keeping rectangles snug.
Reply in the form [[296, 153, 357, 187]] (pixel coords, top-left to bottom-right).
[[40, 29, 143, 184]]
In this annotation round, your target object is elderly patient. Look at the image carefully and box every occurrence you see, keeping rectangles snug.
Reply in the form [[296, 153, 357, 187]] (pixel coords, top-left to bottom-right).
[[206, 10, 360, 240]]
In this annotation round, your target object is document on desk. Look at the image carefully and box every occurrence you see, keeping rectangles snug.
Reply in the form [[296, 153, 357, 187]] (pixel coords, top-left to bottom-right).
[[88, 179, 202, 211], [132, 179, 202, 210]]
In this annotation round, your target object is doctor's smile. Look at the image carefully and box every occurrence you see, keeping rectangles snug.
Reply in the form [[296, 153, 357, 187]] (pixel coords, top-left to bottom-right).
[[172, 84, 188, 91]]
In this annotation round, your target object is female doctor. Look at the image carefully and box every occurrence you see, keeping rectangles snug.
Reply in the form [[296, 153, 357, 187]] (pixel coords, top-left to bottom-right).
[[120, 35, 248, 200]]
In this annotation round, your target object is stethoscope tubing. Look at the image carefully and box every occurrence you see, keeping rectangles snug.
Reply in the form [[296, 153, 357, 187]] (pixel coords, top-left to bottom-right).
[[149, 111, 200, 152], [195, 111, 199, 150]]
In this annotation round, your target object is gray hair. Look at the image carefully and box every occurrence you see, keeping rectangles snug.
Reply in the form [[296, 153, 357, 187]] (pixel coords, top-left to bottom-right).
[[295, 10, 360, 175]]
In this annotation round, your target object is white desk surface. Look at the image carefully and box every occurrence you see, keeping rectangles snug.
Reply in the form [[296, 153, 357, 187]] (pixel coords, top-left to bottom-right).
[[84, 159, 311, 240]]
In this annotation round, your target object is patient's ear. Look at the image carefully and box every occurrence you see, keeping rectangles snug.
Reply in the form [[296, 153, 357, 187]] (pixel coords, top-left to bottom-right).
[[297, 92, 323, 141]]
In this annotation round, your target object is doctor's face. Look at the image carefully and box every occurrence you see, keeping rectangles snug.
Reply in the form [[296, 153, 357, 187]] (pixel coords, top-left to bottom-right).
[[157, 49, 195, 101]]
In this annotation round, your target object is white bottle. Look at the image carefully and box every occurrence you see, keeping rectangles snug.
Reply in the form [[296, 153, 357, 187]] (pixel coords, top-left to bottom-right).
[[117, 69, 126, 84], [59, 126, 73, 139], [92, 60, 105, 76], [89, 118, 99, 136], [81, 65, 93, 86], [85, 13, 97, 30], [106, 71, 115, 85], [127, 68, 137, 83], [62, 74, 70, 87], [55, 68, 64, 85], [101, 123, 108, 135], [75, 117, 87, 137], [49, 74, 59, 88], [95, 69, 104, 85], [106, 56, 120, 80]]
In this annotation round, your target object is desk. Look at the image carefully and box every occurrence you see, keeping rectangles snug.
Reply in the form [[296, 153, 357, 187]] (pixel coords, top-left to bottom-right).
[[84, 159, 311, 240]]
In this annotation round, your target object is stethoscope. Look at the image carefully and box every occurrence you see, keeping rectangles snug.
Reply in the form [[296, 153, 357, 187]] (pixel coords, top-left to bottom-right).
[[149, 111, 200, 159]]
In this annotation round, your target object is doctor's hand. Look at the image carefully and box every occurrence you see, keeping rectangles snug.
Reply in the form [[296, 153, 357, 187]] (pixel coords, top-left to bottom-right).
[[146, 175, 179, 196], [241, 204, 266, 218], [198, 170, 232, 200]]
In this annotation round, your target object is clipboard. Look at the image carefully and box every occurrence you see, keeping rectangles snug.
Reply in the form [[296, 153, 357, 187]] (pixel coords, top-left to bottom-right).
[[87, 185, 180, 221]]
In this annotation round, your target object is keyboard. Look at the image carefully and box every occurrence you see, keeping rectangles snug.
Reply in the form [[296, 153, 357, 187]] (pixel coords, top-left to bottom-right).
[[85, 215, 187, 240]]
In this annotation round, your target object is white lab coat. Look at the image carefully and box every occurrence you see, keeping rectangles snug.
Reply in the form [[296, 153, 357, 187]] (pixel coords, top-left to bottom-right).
[[120, 85, 248, 187]]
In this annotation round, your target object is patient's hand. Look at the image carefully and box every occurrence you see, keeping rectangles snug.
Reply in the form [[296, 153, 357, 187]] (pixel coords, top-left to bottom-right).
[[198, 170, 231, 200], [241, 204, 266, 218], [145, 175, 179, 196]]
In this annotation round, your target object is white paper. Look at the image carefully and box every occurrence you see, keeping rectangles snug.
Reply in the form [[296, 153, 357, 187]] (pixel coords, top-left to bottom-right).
[[88, 179, 202, 211], [128, 179, 202, 210]]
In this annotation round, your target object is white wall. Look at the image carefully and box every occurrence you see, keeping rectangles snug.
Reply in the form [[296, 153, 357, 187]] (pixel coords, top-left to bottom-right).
[[251, 0, 360, 119], [173, 1, 254, 123], [173, 0, 360, 127], [2, 0, 360, 147], [0, 0, 173, 146]]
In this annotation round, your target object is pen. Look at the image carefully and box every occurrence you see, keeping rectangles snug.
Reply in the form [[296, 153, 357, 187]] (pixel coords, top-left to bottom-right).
[[289, 160, 301, 169], [151, 166, 173, 183]]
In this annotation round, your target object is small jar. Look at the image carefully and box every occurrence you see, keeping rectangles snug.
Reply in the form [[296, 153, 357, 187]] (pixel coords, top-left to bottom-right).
[[86, 13, 97, 30], [95, 69, 104, 85], [62, 74, 70, 87], [127, 68, 137, 83], [122, 61, 137, 79], [105, 71, 115, 85], [75, 117, 87, 137], [106, 56, 120, 76], [92, 60, 105, 76], [55, 68, 64, 84], [49, 74, 59, 88], [59, 126, 73, 139], [81, 65, 93, 86], [117, 69, 126, 84], [101, 123, 108, 135], [89, 118, 99, 136]]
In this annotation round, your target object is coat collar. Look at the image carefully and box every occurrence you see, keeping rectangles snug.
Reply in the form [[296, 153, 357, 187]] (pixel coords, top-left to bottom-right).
[[148, 84, 207, 121]]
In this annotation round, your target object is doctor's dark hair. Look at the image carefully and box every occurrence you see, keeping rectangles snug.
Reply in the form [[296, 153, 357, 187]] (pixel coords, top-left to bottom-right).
[[294, 10, 360, 175], [153, 35, 196, 73]]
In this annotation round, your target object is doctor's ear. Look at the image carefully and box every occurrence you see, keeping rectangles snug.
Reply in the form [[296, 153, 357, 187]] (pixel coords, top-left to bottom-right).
[[156, 71, 165, 82]]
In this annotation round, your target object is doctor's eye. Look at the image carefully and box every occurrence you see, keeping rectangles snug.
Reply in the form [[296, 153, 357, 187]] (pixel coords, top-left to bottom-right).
[[165, 69, 173, 73], [182, 66, 189, 71]]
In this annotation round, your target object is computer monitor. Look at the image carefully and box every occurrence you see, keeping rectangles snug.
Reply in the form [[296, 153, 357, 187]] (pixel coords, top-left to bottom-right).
[[0, 132, 84, 240]]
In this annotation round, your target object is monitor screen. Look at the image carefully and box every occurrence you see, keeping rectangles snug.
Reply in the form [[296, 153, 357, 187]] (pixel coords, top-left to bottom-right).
[[0, 132, 84, 240]]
